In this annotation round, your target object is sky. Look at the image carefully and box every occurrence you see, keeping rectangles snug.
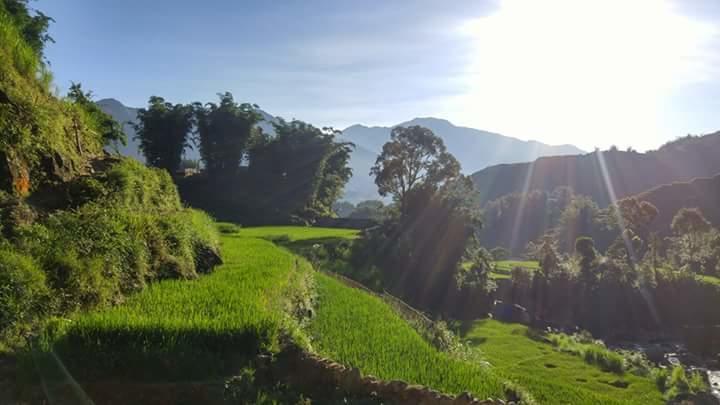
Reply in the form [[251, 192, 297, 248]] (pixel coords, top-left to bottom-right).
[[36, 0, 720, 151]]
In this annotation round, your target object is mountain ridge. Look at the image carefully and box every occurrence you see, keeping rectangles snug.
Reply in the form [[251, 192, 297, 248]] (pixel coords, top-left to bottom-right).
[[471, 132, 720, 207], [98, 98, 585, 202]]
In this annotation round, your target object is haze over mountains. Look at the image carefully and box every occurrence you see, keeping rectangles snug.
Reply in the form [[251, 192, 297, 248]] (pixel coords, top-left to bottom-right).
[[98, 98, 583, 202]]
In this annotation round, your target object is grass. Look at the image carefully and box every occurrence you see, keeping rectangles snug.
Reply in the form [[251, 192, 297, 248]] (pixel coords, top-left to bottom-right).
[[308, 273, 509, 400], [46, 236, 310, 380], [462, 320, 664, 405], [491, 260, 539, 280], [698, 274, 720, 286], [235, 226, 360, 241]]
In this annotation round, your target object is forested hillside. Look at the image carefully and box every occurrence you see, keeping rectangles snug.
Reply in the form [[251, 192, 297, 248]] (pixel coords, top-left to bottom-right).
[[471, 133, 720, 206], [636, 173, 720, 237]]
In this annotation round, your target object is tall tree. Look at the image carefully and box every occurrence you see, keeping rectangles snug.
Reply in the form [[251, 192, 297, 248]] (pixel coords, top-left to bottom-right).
[[671, 208, 711, 236], [194, 93, 262, 176], [615, 197, 658, 238], [248, 119, 353, 220], [671, 208, 712, 266], [133, 96, 193, 173], [575, 236, 598, 284], [371, 126, 460, 215]]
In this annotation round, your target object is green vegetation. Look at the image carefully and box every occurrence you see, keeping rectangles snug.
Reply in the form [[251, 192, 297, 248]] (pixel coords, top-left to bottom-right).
[[308, 273, 509, 400], [653, 365, 708, 401], [698, 274, 720, 286], [235, 226, 359, 242], [463, 320, 664, 405], [493, 260, 538, 279], [45, 236, 309, 380], [1, 159, 220, 346]]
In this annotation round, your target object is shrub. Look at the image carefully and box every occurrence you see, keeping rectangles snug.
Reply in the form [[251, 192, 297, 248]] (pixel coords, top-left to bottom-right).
[[217, 222, 242, 234], [0, 249, 50, 338], [653, 365, 708, 400]]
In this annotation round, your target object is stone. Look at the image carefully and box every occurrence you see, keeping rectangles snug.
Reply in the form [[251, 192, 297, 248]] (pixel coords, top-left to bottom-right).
[[0, 150, 30, 196], [194, 244, 222, 274]]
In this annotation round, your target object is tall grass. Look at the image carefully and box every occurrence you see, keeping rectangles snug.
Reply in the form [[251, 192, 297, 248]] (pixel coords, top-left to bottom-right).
[[308, 273, 508, 399], [546, 332, 624, 374]]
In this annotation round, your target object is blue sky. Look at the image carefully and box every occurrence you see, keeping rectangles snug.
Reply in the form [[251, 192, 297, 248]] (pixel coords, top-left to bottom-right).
[[37, 0, 720, 151]]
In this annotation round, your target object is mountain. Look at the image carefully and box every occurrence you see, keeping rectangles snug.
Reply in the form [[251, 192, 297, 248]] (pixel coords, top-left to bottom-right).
[[636, 173, 720, 237], [471, 132, 720, 207], [96, 98, 142, 160], [340, 118, 584, 202], [99, 100, 584, 202]]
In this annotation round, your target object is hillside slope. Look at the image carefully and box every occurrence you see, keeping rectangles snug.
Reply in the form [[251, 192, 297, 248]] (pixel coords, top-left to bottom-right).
[[635, 173, 720, 237], [471, 133, 720, 206]]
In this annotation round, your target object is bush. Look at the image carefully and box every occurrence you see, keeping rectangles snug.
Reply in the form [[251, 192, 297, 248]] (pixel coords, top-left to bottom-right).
[[4, 159, 222, 340], [0, 249, 50, 338], [653, 365, 708, 400]]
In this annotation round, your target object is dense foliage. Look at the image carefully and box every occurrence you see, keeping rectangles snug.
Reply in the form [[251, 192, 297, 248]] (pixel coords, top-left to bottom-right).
[[133, 96, 193, 172], [1, 158, 220, 345], [194, 93, 262, 176], [248, 119, 353, 220], [179, 118, 354, 224]]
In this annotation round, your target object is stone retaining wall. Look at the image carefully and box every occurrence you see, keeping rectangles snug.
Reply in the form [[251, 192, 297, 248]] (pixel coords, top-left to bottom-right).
[[267, 344, 514, 405]]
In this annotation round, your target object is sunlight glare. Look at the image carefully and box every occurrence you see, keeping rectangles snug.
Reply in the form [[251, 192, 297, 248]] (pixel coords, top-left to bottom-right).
[[452, 0, 718, 150]]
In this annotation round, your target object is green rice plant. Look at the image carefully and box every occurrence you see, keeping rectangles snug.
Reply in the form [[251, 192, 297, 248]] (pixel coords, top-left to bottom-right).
[[45, 236, 307, 381], [465, 320, 664, 405], [546, 332, 625, 374], [307, 273, 507, 399], [236, 226, 359, 242]]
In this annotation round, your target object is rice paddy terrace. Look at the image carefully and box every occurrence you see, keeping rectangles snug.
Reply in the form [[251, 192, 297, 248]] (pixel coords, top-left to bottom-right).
[[35, 226, 665, 404]]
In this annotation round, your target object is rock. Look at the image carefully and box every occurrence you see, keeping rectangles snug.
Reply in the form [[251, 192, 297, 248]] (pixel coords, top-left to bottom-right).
[[42, 151, 75, 183], [0, 150, 30, 196], [453, 391, 476, 404], [194, 244, 222, 274]]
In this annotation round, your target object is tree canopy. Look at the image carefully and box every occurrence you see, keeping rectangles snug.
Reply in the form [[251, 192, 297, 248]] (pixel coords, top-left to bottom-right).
[[133, 96, 193, 173], [671, 208, 711, 236], [248, 119, 353, 220], [371, 126, 460, 215], [194, 93, 262, 176]]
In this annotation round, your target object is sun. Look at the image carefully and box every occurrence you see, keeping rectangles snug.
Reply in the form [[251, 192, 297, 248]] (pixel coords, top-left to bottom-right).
[[447, 0, 717, 151]]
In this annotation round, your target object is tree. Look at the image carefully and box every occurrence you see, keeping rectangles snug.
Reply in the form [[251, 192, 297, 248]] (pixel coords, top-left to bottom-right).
[[133, 96, 193, 173], [248, 119, 353, 221], [538, 237, 560, 278], [332, 201, 355, 218], [575, 236, 598, 283], [194, 92, 262, 176], [671, 208, 713, 272], [490, 247, 510, 261], [616, 198, 658, 238], [67, 83, 126, 148], [671, 208, 711, 236], [370, 126, 460, 215], [349, 200, 386, 221]]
